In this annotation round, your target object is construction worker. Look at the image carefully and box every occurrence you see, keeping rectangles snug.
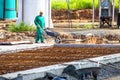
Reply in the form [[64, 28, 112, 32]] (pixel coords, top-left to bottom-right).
[[34, 11, 45, 43]]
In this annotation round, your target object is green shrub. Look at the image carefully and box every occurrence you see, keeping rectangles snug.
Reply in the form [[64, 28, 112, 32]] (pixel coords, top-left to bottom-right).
[[52, 0, 118, 10], [84, 24, 93, 29], [52, 0, 98, 10], [8, 22, 36, 32], [52, 1, 67, 10]]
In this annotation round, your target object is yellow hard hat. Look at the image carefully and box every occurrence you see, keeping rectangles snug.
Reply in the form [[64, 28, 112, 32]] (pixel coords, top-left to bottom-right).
[[40, 11, 43, 14]]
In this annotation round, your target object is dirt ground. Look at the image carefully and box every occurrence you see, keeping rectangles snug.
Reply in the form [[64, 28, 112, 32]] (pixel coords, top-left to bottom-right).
[[0, 46, 120, 75], [51, 9, 120, 44], [0, 9, 119, 43], [52, 9, 118, 23], [0, 9, 120, 75]]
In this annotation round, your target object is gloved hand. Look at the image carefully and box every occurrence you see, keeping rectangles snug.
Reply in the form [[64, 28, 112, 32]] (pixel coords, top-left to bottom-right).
[[43, 28, 47, 31], [37, 25, 41, 28]]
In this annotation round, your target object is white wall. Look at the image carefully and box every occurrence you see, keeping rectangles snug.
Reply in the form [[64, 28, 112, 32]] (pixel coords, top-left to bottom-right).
[[17, 0, 53, 28]]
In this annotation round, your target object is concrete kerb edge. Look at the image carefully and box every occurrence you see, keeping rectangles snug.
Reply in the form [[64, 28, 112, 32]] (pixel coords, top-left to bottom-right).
[[0, 44, 54, 54], [1, 43, 120, 55], [54, 44, 120, 48]]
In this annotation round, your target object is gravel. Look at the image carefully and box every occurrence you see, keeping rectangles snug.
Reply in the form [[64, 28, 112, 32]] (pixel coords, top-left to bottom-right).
[[70, 29, 120, 37], [98, 62, 120, 80]]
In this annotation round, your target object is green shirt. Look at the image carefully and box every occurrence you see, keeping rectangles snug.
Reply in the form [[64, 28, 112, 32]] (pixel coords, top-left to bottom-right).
[[34, 15, 45, 29]]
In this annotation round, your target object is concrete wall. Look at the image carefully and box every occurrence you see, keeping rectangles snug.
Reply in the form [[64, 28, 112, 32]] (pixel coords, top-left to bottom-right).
[[17, 0, 53, 28]]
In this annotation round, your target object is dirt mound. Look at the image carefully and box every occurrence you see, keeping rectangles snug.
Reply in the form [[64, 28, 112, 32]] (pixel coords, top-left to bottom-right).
[[52, 9, 98, 23], [52, 9, 118, 23]]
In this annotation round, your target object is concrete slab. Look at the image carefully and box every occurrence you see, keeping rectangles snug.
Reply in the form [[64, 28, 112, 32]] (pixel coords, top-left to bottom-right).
[[0, 43, 54, 54]]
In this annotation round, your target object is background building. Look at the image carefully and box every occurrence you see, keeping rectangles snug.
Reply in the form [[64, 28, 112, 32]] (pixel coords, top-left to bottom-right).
[[0, 0, 53, 28], [17, 0, 53, 28]]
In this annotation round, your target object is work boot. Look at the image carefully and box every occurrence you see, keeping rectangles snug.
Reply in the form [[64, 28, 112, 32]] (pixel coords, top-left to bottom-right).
[[41, 41, 45, 43]]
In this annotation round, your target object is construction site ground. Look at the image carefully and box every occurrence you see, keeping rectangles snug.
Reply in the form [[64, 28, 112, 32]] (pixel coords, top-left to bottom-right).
[[1, 27, 120, 74], [0, 9, 120, 79], [0, 44, 120, 75]]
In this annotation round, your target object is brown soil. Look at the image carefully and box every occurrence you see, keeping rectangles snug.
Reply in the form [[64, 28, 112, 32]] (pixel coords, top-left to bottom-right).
[[52, 9, 96, 21], [0, 46, 120, 75], [52, 9, 118, 23]]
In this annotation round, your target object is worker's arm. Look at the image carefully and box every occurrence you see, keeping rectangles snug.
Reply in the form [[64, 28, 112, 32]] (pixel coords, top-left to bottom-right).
[[40, 17, 45, 29], [34, 16, 40, 28]]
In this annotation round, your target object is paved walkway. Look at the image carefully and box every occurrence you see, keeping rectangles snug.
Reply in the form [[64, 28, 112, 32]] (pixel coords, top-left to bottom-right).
[[1, 43, 120, 54], [0, 43, 53, 54]]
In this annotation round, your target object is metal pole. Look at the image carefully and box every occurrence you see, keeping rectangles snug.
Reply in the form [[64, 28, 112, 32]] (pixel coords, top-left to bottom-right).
[[66, 0, 72, 28], [118, 0, 120, 13], [99, 0, 101, 28], [92, 0, 94, 27], [3, 0, 6, 19], [22, 0, 24, 21], [118, 0, 120, 28], [48, 0, 50, 28], [112, 0, 115, 27], [119, 0, 120, 13]]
